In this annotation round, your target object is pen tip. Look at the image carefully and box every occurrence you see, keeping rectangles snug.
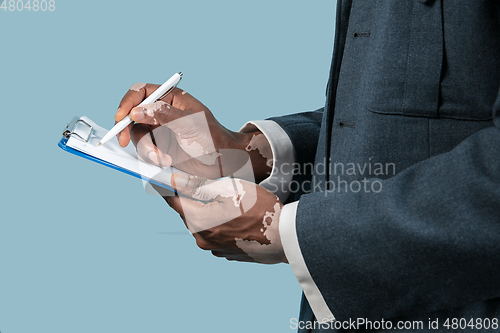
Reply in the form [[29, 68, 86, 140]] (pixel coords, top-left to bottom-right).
[[98, 142, 102, 146], [178, 72, 183, 76]]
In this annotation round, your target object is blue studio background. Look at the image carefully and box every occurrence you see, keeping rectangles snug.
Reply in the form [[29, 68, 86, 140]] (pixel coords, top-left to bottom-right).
[[0, 1, 336, 332]]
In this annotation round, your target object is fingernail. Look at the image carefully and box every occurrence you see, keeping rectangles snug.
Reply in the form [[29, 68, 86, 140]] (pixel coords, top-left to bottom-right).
[[131, 108, 145, 121], [161, 154, 172, 167], [157, 151, 163, 168], [148, 151, 159, 164], [172, 173, 189, 189]]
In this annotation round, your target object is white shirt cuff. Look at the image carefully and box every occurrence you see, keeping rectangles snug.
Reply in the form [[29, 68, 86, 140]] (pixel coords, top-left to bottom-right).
[[239, 120, 295, 203], [280, 201, 336, 323], [241, 120, 334, 322]]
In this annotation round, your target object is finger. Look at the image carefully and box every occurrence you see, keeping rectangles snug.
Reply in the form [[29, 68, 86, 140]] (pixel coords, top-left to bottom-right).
[[170, 173, 249, 232], [166, 193, 217, 233], [211, 249, 256, 262], [171, 173, 220, 202], [117, 122, 133, 147], [166, 195, 194, 232], [171, 173, 248, 206], [130, 124, 172, 167], [115, 83, 161, 122], [115, 83, 161, 146], [165, 194, 182, 215], [164, 196, 221, 251], [163, 87, 207, 112], [150, 182, 176, 198], [129, 100, 190, 127], [210, 248, 243, 255], [168, 187, 242, 233], [192, 233, 220, 251]]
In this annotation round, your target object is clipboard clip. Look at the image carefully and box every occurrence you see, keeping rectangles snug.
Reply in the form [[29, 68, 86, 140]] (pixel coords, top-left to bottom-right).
[[63, 117, 94, 143]]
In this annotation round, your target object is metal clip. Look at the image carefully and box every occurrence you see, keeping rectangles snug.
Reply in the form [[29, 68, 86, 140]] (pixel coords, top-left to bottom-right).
[[63, 117, 94, 143]]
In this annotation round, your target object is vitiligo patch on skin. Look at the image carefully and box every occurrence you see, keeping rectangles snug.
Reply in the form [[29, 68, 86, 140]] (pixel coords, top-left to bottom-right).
[[246, 134, 274, 168], [213, 178, 245, 208], [179, 139, 205, 157], [179, 177, 253, 233], [188, 178, 246, 208], [178, 133, 219, 165], [221, 178, 246, 207], [129, 82, 147, 92], [163, 111, 219, 164], [178, 139, 219, 165], [140, 101, 168, 119], [235, 201, 282, 264], [181, 90, 187, 95]]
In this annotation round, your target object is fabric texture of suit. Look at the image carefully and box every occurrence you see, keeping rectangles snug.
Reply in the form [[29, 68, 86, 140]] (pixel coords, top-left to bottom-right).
[[269, 0, 500, 331]]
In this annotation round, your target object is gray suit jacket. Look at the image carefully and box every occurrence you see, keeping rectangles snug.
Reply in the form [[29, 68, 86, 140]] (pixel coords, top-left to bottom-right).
[[271, 0, 500, 331]]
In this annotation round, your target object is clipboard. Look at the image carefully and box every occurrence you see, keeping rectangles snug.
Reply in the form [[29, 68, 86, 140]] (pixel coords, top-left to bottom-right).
[[58, 116, 178, 192]]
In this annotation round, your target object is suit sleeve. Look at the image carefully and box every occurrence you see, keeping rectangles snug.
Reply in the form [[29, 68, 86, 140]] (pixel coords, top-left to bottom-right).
[[239, 109, 336, 322], [268, 108, 324, 202], [293, 89, 500, 321]]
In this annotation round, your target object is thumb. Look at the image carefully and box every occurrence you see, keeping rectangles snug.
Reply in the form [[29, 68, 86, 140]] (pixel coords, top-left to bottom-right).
[[171, 173, 245, 204], [130, 101, 187, 126], [171, 172, 217, 202]]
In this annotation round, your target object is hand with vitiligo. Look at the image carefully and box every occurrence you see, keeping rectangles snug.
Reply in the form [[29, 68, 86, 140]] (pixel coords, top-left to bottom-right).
[[167, 172, 287, 264], [114, 82, 285, 264], [114, 83, 273, 183]]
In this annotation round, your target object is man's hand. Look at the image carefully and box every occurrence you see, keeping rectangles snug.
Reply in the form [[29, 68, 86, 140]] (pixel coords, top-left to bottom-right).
[[114, 83, 273, 182], [165, 173, 287, 264]]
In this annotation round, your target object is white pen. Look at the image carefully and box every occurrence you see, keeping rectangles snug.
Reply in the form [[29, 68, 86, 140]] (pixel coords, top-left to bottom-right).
[[98, 72, 183, 146]]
